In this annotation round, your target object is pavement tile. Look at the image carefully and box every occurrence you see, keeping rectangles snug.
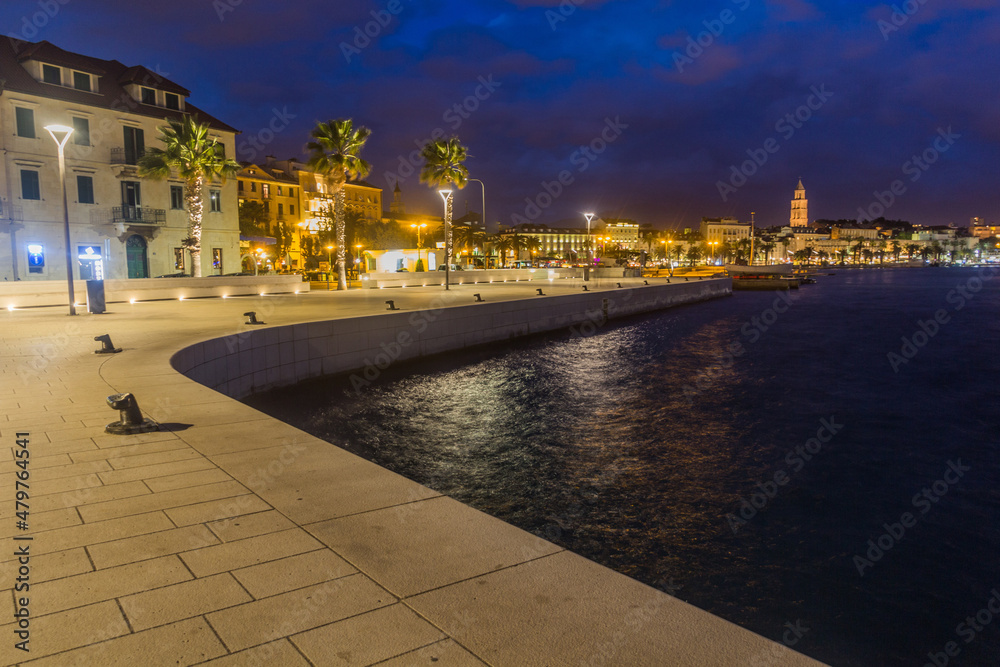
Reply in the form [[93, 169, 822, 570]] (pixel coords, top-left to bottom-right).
[[0, 601, 128, 665], [30, 555, 192, 617], [207, 574, 395, 652], [12, 459, 110, 482], [88, 524, 219, 569], [178, 419, 298, 456], [207, 509, 295, 542], [212, 442, 440, 525], [376, 639, 488, 666], [0, 511, 174, 562], [29, 480, 151, 514], [107, 447, 202, 469], [308, 496, 562, 597], [25, 548, 94, 583], [120, 573, 252, 631], [68, 438, 189, 463], [0, 471, 102, 501], [291, 603, 446, 667], [145, 467, 233, 492], [196, 639, 310, 666], [98, 457, 216, 485], [0, 453, 74, 473], [181, 528, 324, 578], [233, 548, 357, 599], [78, 480, 249, 523], [0, 507, 80, 538], [165, 492, 271, 527], [23, 617, 227, 666]]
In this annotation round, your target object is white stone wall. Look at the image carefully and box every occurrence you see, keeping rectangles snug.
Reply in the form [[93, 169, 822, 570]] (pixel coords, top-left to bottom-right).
[[171, 280, 732, 399]]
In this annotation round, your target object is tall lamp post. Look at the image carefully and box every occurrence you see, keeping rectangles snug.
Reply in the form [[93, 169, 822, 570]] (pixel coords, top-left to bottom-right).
[[354, 244, 363, 280], [45, 124, 75, 316], [583, 212, 595, 281], [410, 223, 427, 268], [439, 189, 453, 290]]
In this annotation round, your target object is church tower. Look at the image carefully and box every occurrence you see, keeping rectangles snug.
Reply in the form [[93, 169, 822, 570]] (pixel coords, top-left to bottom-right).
[[390, 182, 405, 216], [790, 179, 808, 227]]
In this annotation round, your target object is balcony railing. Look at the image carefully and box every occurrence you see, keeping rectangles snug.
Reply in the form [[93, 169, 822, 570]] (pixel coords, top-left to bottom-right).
[[112, 206, 166, 225], [110, 147, 146, 166]]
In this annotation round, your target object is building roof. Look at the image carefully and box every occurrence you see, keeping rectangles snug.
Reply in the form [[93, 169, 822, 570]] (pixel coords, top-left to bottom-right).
[[1, 38, 238, 134]]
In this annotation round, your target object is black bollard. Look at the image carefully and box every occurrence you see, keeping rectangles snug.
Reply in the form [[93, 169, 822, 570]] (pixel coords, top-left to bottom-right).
[[386, 300, 399, 311], [244, 312, 265, 325], [105, 393, 159, 434], [474, 294, 484, 302], [94, 334, 122, 354], [536, 288, 545, 296]]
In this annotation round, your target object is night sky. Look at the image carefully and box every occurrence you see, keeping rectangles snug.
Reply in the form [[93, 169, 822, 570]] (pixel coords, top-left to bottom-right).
[[4, 0, 998, 230]]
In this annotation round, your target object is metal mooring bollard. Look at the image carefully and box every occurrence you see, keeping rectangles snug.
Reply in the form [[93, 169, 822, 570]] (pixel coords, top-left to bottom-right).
[[644, 280, 649, 285], [94, 334, 122, 354], [474, 294, 484, 302], [386, 300, 399, 310], [244, 311, 265, 325], [536, 288, 545, 296], [105, 393, 159, 434], [617, 283, 622, 288], [582, 286, 589, 291]]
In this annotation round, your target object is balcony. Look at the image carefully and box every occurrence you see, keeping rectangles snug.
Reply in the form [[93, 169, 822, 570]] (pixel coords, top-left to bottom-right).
[[112, 206, 166, 226], [110, 147, 146, 165]]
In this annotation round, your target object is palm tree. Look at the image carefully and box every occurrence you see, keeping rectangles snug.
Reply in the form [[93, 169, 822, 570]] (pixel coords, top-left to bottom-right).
[[420, 137, 468, 288], [905, 243, 920, 261], [138, 116, 240, 277], [493, 234, 514, 267], [306, 119, 372, 290]]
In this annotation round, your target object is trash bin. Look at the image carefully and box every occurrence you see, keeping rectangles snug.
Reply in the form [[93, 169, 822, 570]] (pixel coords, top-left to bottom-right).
[[86, 280, 106, 314]]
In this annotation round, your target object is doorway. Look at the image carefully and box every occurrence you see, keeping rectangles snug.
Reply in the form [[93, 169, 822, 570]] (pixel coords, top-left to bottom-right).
[[126, 235, 148, 279]]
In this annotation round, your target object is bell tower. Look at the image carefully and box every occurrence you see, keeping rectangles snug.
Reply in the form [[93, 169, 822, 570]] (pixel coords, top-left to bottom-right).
[[790, 179, 808, 227]]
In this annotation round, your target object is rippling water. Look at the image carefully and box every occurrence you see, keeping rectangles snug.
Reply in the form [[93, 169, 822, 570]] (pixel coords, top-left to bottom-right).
[[246, 267, 1000, 666]]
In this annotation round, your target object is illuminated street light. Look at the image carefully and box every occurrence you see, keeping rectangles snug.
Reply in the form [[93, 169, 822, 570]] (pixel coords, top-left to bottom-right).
[[45, 124, 76, 316], [439, 189, 453, 290], [583, 212, 595, 281]]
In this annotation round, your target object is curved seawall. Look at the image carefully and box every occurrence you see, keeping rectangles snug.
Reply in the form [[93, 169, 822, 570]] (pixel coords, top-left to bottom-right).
[[172, 278, 732, 399]]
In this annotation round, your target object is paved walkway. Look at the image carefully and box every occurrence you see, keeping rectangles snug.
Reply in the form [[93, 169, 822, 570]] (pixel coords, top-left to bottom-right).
[[0, 280, 823, 666]]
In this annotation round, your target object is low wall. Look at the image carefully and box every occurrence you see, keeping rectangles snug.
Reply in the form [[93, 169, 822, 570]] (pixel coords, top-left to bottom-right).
[[360, 267, 637, 289], [172, 278, 731, 399], [1, 274, 307, 308]]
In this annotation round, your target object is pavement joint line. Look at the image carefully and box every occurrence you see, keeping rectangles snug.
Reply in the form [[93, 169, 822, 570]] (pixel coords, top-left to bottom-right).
[[298, 493, 448, 525]]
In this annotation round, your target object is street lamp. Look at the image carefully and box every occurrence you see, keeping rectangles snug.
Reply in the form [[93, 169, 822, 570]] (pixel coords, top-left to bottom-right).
[[354, 244, 363, 279], [439, 189, 453, 290], [410, 223, 427, 268], [583, 212, 595, 281], [45, 124, 75, 316]]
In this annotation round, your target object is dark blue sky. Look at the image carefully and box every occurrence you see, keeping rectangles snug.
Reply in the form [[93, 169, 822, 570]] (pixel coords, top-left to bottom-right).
[[4, 0, 998, 230]]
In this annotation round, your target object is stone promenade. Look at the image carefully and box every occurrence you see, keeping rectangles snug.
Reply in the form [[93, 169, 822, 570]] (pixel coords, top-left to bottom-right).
[[0, 279, 824, 666]]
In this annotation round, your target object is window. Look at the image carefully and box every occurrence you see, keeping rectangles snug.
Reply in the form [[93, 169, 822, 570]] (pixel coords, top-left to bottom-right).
[[15, 107, 35, 138], [20, 170, 40, 200], [250, 182, 256, 192], [209, 189, 221, 212], [277, 203, 283, 215], [122, 126, 145, 164], [170, 185, 184, 210], [289, 205, 295, 215], [76, 176, 94, 204], [277, 186, 283, 196], [164, 93, 179, 110], [261, 184, 270, 198], [42, 64, 60, 84], [73, 71, 91, 92], [140, 87, 156, 104], [263, 201, 269, 213], [72, 117, 90, 146], [237, 180, 244, 191], [289, 187, 295, 197], [27, 244, 44, 274], [212, 248, 223, 270], [174, 248, 185, 270]]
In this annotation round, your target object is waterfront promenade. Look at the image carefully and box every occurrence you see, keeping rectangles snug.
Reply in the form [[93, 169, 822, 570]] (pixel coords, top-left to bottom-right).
[[0, 278, 823, 666]]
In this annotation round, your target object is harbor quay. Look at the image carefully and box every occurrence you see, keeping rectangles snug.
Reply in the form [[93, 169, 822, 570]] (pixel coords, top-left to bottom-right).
[[0, 278, 824, 665]]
